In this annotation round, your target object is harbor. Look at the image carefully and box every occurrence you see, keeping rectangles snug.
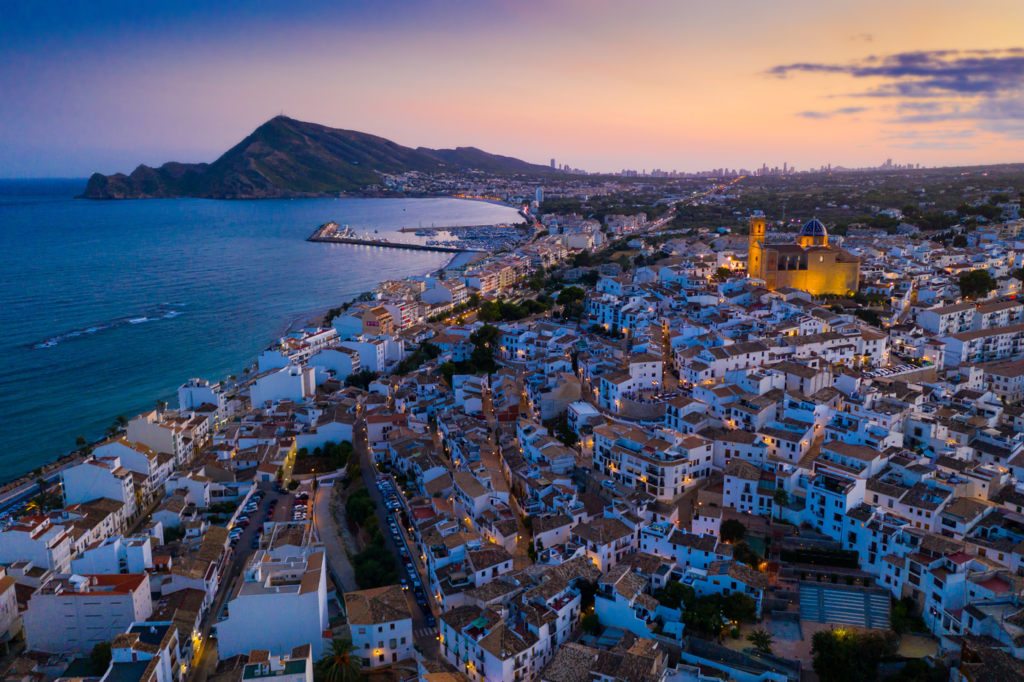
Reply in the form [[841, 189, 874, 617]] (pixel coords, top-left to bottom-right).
[[309, 221, 529, 254], [307, 222, 484, 253]]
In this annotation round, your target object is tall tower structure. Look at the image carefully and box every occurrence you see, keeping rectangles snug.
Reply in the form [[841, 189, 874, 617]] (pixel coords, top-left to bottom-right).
[[748, 215, 766, 280]]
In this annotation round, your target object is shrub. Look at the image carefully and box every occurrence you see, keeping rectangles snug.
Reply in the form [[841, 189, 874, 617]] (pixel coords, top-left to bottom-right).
[[720, 519, 747, 543], [345, 488, 377, 525]]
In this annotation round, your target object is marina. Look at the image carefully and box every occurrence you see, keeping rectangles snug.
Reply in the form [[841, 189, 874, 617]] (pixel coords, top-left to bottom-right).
[[307, 222, 484, 253], [309, 221, 528, 254]]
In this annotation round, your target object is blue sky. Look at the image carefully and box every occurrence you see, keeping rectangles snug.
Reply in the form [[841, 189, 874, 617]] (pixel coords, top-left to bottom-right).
[[3, 0, 1024, 176]]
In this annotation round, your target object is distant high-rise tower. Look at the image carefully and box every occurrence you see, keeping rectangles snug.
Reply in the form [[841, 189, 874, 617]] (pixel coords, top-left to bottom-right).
[[551, 159, 556, 169], [535, 188, 544, 203]]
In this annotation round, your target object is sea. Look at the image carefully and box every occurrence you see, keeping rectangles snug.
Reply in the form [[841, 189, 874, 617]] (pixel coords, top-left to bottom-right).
[[0, 179, 523, 482]]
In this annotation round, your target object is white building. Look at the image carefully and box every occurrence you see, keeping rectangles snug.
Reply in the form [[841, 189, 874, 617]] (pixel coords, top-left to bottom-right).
[[23, 573, 153, 654], [215, 524, 328, 660], [344, 585, 414, 668], [250, 365, 316, 409], [0, 515, 73, 574], [70, 536, 154, 575], [127, 409, 192, 465], [178, 378, 228, 418], [62, 456, 137, 520], [340, 338, 388, 373], [241, 646, 314, 682]]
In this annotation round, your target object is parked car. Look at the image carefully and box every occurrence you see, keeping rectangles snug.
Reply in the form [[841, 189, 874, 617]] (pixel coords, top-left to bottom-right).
[[425, 613, 436, 628], [400, 579, 409, 590]]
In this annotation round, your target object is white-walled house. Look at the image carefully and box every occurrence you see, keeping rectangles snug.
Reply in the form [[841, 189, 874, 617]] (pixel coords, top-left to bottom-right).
[[340, 338, 387, 373], [178, 378, 227, 418], [23, 573, 153, 654], [69, 535, 154, 574], [215, 528, 328, 660], [250, 365, 315, 409], [62, 456, 137, 520], [344, 585, 414, 668], [93, 439, 174, 505], [0, 515, 73, 574], [309, 347, 360, 384]]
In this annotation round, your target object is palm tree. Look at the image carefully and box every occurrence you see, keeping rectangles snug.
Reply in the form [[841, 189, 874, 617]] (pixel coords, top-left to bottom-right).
[[27, 491, 59, 514], [115, 415, 129, 429], [76, 435, 88, 450], [317, 639, 362, 682], [773, 488, 790, 521], [106, 423, 121, 438], [746, 627, 775, 654]]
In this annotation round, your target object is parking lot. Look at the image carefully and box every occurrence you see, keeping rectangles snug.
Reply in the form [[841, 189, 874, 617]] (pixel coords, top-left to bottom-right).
[[862, 363, 929, 379], [226, 485, 311, 553]]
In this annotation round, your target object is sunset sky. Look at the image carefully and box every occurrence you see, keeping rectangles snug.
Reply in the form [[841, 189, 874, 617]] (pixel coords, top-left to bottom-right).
[[3, 0, 1024, 177]]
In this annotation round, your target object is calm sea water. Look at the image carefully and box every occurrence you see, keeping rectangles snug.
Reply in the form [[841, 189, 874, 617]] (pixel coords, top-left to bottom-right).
[[0, 180, 521, 481]]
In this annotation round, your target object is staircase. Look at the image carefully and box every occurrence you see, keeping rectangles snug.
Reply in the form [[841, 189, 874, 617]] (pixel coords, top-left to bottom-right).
[[797, 433, 824, 469], [798, 583, 891, 630]]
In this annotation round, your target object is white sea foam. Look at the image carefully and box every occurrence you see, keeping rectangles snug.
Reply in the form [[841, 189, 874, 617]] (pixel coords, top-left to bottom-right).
[[128, 317, 148, 324]]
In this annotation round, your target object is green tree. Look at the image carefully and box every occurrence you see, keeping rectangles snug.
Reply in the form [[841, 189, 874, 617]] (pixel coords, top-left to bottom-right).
[[351, 544, 398, 588], [959, 269, 997, 300], [581, 613, 599, 634], [90, 642, 112, 674], [951, 234, 968, 247], [556, 286, 586, 305], [345, 369, 378, 390], [653, 581, 695, 610], [854, 308, 884, 327], [634, 254, 646, 267], [720, 518, 747, 544], [722, 592, 758, 622], [469, 324, 500, 373], [345, 489, 377, 525], [746, 627, 775, 654], [811, 629, 897, 682], [773, 488, 790, 520], [363, 514, 380, 535], [317, 638, 362, 682], [572, 249, 592, 267], [75, 435, 92, 456], [713, 266, 732, 282]]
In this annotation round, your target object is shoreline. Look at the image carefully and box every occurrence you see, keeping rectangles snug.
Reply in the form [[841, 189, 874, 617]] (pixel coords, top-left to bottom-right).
[[2, 194, 518, 489]]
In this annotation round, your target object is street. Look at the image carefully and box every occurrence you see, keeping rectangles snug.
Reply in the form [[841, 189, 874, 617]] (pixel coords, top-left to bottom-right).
[[188, 482, 298, 682], [352, 422, 441, 658]]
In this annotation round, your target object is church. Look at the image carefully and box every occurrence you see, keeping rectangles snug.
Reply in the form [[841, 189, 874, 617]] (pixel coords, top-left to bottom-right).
[[747, 215, 860, 295]]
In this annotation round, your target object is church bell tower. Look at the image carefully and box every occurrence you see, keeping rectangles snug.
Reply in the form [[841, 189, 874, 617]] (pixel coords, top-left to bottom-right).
[[748, 215, 766, 279]]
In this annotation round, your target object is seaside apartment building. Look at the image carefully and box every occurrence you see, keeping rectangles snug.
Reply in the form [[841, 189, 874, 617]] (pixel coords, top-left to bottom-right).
[[0, 515, 73, 573], [127, 409, 194, 465], [61, 456, 138, 521]]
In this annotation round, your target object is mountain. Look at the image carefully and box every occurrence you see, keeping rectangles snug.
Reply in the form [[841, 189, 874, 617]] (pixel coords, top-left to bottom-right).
[[82, 116, 553, 199]]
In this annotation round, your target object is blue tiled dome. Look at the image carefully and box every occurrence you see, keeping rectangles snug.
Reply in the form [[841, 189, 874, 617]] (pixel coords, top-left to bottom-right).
[[800, 218, 827, 238]]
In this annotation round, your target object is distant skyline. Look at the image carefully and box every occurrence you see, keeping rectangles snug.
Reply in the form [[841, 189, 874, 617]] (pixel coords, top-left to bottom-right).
[[3, 0, 1024, 177]]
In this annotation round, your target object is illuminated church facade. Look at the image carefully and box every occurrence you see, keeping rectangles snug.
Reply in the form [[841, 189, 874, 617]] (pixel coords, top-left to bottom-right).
[[747, 215, 860, 295]]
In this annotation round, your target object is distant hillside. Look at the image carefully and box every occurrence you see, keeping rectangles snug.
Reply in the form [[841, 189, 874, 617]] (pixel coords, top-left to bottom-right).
[[82, 116, 553, 199]]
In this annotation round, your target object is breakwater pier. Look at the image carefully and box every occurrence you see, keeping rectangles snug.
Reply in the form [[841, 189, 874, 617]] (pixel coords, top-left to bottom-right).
[[307, 223, 483, 253]]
